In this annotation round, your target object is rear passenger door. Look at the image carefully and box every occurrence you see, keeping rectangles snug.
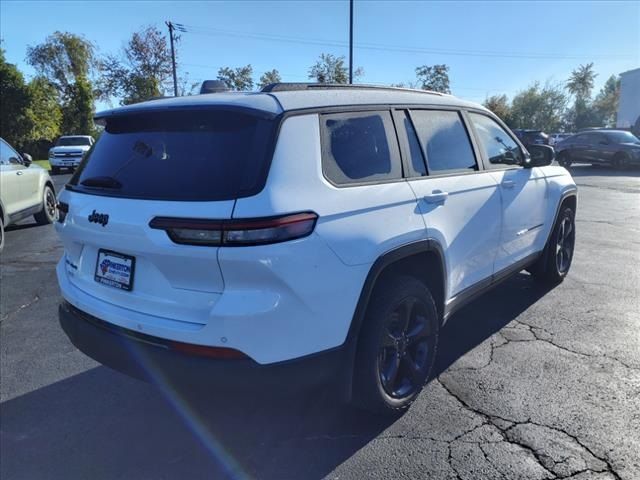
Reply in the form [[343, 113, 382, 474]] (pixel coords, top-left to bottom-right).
[[399, 109, 503, 300], [467, 112, 548, 273]]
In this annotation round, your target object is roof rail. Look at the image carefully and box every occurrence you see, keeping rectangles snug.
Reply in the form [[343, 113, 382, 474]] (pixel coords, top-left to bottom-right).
[[260, 82, 445, 96]]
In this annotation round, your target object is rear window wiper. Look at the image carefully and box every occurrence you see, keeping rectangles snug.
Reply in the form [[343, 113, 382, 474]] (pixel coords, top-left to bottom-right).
[[80, 176, 122, 189]]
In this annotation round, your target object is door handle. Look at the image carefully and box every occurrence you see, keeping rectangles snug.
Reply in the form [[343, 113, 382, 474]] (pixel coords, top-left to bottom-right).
[[16, 171, 23, 176], [501, 180, 515, 189], [424, 190, 448, 204]]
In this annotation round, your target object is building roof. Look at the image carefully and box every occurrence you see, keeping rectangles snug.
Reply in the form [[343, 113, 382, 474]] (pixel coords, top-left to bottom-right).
[[95, 84, 486, 119], [620, 67, 640, 77]]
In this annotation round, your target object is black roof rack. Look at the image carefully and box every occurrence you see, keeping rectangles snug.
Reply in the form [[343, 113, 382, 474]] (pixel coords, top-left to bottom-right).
[[260, 82, 444, 96]]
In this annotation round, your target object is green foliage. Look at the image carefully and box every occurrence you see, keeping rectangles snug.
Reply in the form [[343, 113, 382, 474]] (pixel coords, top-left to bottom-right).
[[566, 63, 597, 100], [258, 69, 282, 89], [0, 49, 32, 146], [415, 64, 450, 94], [593, 75, 620, 127], [27, 32, 96, 135], [308, 53, 348, 84], [483, 94, 511, 124], [217, 64, 254, 91], [564, 63, 600, 130], [26, 31, 96, 95], [62, 76, 95, 135], [26, 77, 61, 143], [21, 76, 63, 158], [100, 26, 173, 104], [509, 82, 567, 132]]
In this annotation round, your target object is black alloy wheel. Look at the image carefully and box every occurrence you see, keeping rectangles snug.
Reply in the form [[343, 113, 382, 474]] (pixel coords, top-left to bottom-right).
[[378, 296, 433, 399], [555, 213, 575, 275], [353, 276, 439, 414]]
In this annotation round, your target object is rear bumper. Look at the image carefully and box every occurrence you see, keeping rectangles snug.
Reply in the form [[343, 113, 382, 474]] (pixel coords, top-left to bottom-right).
[[59, 301, 349, 392]]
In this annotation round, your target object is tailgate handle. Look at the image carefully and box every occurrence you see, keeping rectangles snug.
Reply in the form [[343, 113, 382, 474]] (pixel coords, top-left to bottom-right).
[[16, 171, 23, 176], [424, 190, 449, 204]]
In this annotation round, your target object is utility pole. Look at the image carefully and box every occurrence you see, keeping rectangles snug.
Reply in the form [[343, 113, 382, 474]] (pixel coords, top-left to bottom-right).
[[166, 21, 178, 96], [349, 0, 354, 84]]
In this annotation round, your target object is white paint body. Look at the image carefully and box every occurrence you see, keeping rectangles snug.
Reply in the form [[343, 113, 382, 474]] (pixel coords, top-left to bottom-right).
[[55, 92, 577, 365]]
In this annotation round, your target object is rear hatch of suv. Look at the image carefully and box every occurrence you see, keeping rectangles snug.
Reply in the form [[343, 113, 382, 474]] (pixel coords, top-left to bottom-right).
[[57, 108, 275, 328]]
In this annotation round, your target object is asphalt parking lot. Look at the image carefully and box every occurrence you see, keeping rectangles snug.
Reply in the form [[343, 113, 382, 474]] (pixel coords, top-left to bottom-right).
[[1, 166, 639, 480]]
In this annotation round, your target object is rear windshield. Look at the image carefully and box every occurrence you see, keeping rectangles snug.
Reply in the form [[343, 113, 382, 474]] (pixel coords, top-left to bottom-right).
[[69, 110, 274, 201], [58, 137, 91, 146]]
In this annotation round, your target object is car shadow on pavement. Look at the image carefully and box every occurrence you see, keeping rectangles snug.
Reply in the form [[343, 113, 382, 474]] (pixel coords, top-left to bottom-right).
[[0, 274, 553, 480], [5, 221, 49, 233]]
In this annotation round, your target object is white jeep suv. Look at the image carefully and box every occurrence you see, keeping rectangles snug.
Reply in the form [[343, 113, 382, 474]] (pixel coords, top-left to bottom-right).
[[0, 138, 57, 251], [56, 84, 577, 414], [48, 135, 94, 174]]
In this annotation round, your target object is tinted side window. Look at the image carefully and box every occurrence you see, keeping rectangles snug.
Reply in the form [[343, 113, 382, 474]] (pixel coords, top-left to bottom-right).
[[321, 111, 401, 184], [469, 113, 523, 168], [410, 110, 477, 173], [574, 134, 590, 145]]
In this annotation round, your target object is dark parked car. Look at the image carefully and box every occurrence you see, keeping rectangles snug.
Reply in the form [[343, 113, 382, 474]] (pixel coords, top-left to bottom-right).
[[555, 130, 640, 168], [512, 129, 550, 146]]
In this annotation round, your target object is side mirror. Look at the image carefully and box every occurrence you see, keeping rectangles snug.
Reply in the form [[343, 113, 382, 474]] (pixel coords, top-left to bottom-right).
[[22, 153, 33, 167], [524, 145, 554, 167]]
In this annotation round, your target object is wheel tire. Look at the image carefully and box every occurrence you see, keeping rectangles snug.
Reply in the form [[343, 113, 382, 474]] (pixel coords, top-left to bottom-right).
[[34, 185, 57, 225], [530, 206, 575, 285], [612, 152, 628, 170], [352, 275, 439, 415], [0, 216, 4, 253], [558, 152, 572, 168]]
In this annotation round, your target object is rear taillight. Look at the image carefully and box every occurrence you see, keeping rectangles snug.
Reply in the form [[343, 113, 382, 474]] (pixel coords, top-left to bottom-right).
[[57, 202, 69, 223], [149, 212, 318, 247]]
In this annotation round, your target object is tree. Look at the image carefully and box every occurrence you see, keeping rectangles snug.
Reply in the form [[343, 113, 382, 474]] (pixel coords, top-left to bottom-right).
[[593, 75, 620, 127], [509, 82, 567, 132], [566, 63, 597, 99], [217, 64, 254, 91], [26, 77, 62, 144], [258, 69, 281, 89], [62, 77, 94, 135], [0, 48, 31, 147], [27, 32, 96, 135], [26, 32, 96, 94], [309, 53, 346, 83], [100, 26, 174, 104], [565, 63, 598, 130], [415, 64, 450, 93], [483, 94, 511, 124]]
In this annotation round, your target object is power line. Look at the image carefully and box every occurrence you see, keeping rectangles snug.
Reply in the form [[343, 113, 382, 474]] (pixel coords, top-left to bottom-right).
[[178, 23, 633, 60], [181, 62, 309, 79]]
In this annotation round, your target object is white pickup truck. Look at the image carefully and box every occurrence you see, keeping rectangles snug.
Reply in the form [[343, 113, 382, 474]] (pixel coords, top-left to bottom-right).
[[48, 135, 94, 174]]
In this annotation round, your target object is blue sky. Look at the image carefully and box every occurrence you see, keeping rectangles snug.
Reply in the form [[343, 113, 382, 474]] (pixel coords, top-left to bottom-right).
[[1, 0, 638, 110]]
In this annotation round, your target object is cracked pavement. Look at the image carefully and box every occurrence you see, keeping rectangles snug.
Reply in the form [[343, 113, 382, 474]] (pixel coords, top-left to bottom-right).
[[1, 166, 639, 479]]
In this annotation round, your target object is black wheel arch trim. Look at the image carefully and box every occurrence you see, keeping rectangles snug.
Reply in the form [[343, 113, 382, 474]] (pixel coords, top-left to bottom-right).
[[535, 189, 577, 277], [341, 238, 446, 400]]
